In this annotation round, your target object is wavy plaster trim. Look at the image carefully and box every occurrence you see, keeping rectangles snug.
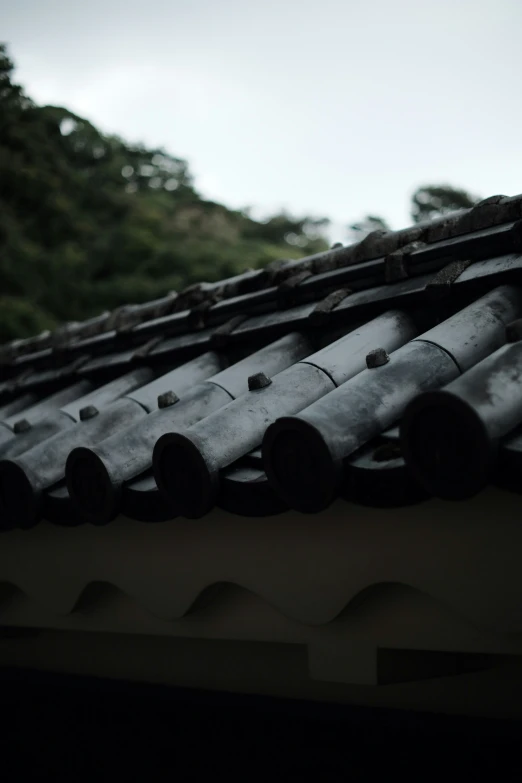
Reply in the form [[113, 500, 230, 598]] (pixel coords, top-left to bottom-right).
[[1, 489, 522, 638]]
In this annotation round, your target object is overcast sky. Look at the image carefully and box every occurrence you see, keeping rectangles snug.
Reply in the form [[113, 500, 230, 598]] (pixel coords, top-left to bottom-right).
[[4, 0, 522, 240]]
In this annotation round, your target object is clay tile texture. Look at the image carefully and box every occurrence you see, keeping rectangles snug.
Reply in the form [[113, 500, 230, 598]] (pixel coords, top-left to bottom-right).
[[1, 194, 522, 530]]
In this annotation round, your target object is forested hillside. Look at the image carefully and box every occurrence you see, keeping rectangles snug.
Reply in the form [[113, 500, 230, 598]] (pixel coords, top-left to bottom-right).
[[0, 45, 331, 341], [0, 44, 479, 342]]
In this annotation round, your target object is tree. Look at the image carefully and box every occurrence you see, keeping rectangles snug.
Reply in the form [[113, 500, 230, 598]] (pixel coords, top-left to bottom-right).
[[0, 43, 28, 116], [348, 215, 390, 242], [410, 185, 479, 224], [347, 185, 480, 244], [0, 43, 483, 343], [0, 44, 330, 341]]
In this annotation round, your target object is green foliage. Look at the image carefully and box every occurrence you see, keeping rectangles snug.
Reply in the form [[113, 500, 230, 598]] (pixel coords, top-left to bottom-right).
[[348, 215, 390, 242], [0, 297, 56, 343], [410, 185, 479, 224], [0, 44, 484, 343], [0, 44, 329, 341], [347, 185, 480, 242]]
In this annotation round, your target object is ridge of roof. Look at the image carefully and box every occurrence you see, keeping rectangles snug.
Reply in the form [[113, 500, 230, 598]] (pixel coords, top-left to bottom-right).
[[2, 190, 522, 530], [2, 193, 521, 367]]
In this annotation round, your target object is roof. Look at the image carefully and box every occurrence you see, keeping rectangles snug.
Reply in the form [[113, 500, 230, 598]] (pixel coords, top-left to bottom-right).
[[1, 192, 522, 530]]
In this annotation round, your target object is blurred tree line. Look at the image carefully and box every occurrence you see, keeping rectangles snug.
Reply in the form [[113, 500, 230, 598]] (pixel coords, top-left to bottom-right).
[[0, 44, 329, 341], [0, 44, 480, 341], [348, 185, 480, 240]]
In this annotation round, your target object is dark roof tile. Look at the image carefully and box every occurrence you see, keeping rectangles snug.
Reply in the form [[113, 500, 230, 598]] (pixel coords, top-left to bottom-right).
[[2, 197, 522, 528]]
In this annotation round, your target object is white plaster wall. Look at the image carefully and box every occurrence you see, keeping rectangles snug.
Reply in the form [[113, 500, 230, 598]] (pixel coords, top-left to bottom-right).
[[1, 487, 522, 715]]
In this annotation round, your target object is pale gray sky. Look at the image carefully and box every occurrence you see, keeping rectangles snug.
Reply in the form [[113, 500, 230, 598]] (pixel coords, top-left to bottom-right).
[[3, 0, 522, 239]]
